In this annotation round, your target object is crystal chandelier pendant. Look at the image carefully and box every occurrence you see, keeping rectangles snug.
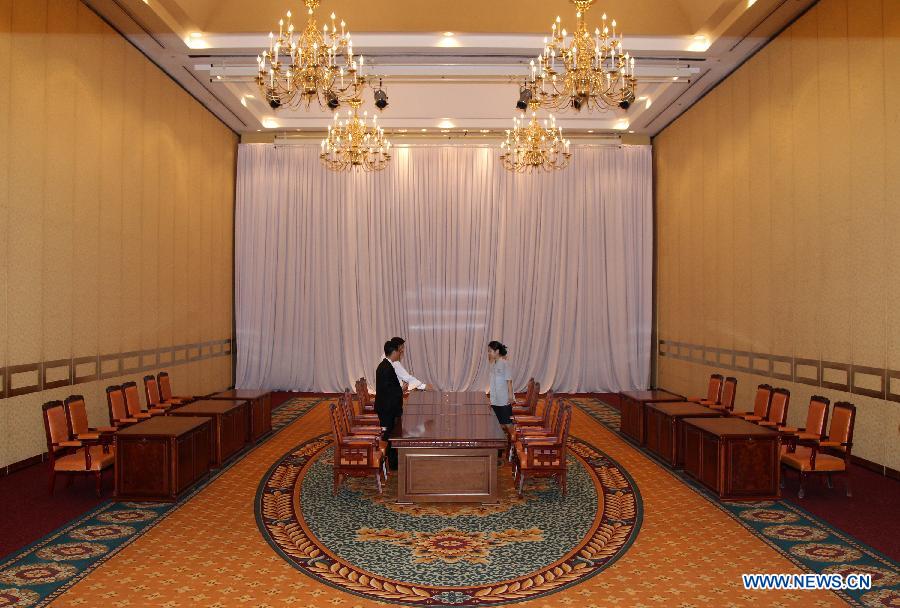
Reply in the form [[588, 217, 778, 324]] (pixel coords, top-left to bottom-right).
[[532, 0, 637, 112], [320, 98, 392, 172], [257, 0, 369, 110], [499, 93, 571, 173]]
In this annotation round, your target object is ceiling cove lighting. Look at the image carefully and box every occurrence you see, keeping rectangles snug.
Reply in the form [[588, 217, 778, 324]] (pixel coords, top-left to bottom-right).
[[528, 0, 637, 113]]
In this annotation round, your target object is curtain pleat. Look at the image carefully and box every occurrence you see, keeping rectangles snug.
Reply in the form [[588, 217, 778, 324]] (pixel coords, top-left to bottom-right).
[[235, 144, 652, 393]]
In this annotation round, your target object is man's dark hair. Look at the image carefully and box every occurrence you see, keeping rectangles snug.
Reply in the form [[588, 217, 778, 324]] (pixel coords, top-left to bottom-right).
[[384, 340, 399, 357], [390, 336, 405, 347]]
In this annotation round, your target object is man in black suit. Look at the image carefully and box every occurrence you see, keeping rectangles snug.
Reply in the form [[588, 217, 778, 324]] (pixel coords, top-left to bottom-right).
[[375, 340, 404, 470]]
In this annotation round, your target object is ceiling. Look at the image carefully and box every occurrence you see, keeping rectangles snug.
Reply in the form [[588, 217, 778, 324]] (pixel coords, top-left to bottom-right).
[[83, 0, 816, 138]]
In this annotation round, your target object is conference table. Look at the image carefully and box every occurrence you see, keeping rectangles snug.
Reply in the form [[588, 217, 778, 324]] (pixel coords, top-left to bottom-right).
[[391, 391, 507, 504]]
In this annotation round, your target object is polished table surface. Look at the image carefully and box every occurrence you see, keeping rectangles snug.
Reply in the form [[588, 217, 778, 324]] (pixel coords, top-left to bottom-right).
[[212, 389, 271, 400], [173, 399, 248, 415], [647, 402, 720, 417], [116, 415, 210, 436], [392, 401, 506, 449], [684, 417, 780, 437], [619, 389, 684, 402], [404, 391, 491, 406]]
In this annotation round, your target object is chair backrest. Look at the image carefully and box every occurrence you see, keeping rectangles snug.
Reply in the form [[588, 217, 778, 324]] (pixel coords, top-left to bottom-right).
[[157, 371, 173, 401], [329, 402, 345, 442], [752, 384, 773, 418], [356, 378, 374, 411], [556, 402, 573, 446], [65, 395, 90, 435], [805, 396, 830, 438], [706, 374, 725, 403], [144, 375, 162, 406], [42, 400, 71, 459], [106, 385, 128, 424], [720, 377, 737, 411], [827, 402, 856, 453], [767, 388, 790, 426], [122, 381, 145, 417], [539, 391, 557, 427]]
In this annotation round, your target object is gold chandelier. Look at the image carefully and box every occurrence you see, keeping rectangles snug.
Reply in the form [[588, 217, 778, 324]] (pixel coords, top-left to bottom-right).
[[320, 98, 392, 172], [500, 96, 571, 173], [531, 0, 637, 112], [257, 0, 367, 110]]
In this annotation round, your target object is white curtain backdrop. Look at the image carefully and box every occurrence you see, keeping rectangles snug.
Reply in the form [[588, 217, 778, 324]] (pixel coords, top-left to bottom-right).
[[235, 144, 652, 393]]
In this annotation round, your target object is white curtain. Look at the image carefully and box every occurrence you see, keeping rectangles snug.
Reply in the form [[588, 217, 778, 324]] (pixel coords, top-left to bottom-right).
[[235, 144, 652, 393]]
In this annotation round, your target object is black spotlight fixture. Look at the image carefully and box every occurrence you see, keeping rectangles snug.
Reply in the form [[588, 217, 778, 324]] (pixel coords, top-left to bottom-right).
[[618, 91, 635, 110], [373, 79, 389, 110], [326, 92, 340, 110], [516, 86, 532, 110], [571, 96, 584, 111], [268, 97, 282, 109]]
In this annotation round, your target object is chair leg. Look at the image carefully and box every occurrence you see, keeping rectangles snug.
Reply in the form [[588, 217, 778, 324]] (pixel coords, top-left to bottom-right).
[[825, 473, 834, 489], [797, 473, 806, 499], [517, 472, 525, 498], [560, 471, 568, 497], [844, 473, 852, 498], [375, 471, 383, 495]]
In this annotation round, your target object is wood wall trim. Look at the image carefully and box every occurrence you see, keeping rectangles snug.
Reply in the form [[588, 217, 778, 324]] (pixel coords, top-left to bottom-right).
[[0, 339, 233, 401]]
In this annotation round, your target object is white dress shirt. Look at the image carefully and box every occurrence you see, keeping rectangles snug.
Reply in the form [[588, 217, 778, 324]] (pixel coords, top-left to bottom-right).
[[371, 356, 426, 392]]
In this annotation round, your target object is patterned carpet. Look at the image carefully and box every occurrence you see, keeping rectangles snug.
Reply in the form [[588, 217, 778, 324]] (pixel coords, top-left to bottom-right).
[[1, 395, 896, 607]]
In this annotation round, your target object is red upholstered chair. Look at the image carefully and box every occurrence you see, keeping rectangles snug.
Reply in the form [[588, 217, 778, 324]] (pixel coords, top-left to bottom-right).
[[707, 376, 737, 412], [339, 391, 383, 432], [688, 374, 724, 405], [779, 396, 830, 444], [733, 384, 773, 421], [330, 401, 387, 495], [123, 381, 165, 419], [757, 388, 790, 429], [512, 402, 573, 497], [106, 385, 139, 429], [511, 390, 555, 427], [157, 371, 192, 406], [64, 395, 116, 446], [143, 375, 179, 411], [512, 379, 539, 414], [781, 402, 856, 499], [43, 400, 115, 497]]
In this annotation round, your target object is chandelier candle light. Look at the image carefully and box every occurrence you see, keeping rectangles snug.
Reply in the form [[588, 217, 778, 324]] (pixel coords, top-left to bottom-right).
[[320, 98, 392, 172], [257, 0, 368, 109], [500, 92, 571, 173], [532, 0, 637, 112]]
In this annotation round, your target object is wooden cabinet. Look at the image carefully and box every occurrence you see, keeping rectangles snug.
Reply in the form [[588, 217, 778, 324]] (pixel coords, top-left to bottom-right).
[[115, 416, 212, 502], [171, 400, 250, 467], [210, 390, 272, 441], [619, 390, 684, 444], [645, 402, 722, 467], [682, 417, 781, 501]]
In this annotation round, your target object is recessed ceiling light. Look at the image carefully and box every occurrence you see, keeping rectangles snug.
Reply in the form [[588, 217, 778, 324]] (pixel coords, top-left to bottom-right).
[[628, 130, 635, 133], [398, 129, 408, 133], [672, 76, 679, 81], [190, 32, 203, 38], [480, 129, 490, 133], [441, 129, 450, 133], [443, 31, 455, 37], [421, 128, 428, 132], [438, 119, 455, 129], [588, 130, 594, 133], [747, 0, 758, 6]]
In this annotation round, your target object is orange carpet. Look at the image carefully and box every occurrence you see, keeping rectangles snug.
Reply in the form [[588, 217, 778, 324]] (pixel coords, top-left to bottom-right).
[[49, 400, 846, 607]]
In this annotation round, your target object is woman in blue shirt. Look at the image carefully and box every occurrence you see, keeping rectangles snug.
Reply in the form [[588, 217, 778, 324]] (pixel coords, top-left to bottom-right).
[[488, 340, 514, 427]]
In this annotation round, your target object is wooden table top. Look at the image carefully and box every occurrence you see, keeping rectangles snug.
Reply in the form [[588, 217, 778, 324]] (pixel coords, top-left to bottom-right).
[[405, 391, 491, 406], [392, 400, 506, 448], [683, 417, 779, 437], [212, 389, 271, 400], [647, 402, 723, 417], [619, 389, 684, 403], [116, 416, 210, 437], [172, 400, 248, 415]]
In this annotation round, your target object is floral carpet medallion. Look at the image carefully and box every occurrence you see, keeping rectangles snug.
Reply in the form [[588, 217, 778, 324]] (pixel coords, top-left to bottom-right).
[[256, 433, 643, 605]]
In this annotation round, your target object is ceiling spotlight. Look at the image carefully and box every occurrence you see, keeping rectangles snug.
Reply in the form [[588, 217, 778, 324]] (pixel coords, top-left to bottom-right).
[[618, 91, 635, 110], [516, 86, 532, 111], [572, 95, 587, 111], [374, 81, 389, 110], [268, 97, 282, 109], [326, 92, 340, 110], [480, 129, 490, 133], [421, 128, 427, 132], [443, 31, 455, 37]]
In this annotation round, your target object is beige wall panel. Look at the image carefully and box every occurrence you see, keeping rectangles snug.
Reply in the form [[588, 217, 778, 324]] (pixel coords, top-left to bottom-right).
[[71, 3, 102, 360], [767, 32, 794, 359], [684, 114, 702, 344], [0, 0, 11, 373], [730, 68, 752, 354], [847, 0, 885, 370], [41, 0, 76, 362], [700, 102, 718, 349], [97, 28, 125, 356], [7, 0, 47, 366], [171, 88, 190, 347], [849, 395, 885, 466], [140, 62, 161, 353], [817, 0, 852, 366], [884, 404, 900, 473], [884, 0, 900, 372], [747, 52, 772, 356], [186, 103, 204, 348], [120, 46, 143, 353], [157, 78, 176, 350], [789, 9, 821, 363], [714, 80, 734, 353]]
